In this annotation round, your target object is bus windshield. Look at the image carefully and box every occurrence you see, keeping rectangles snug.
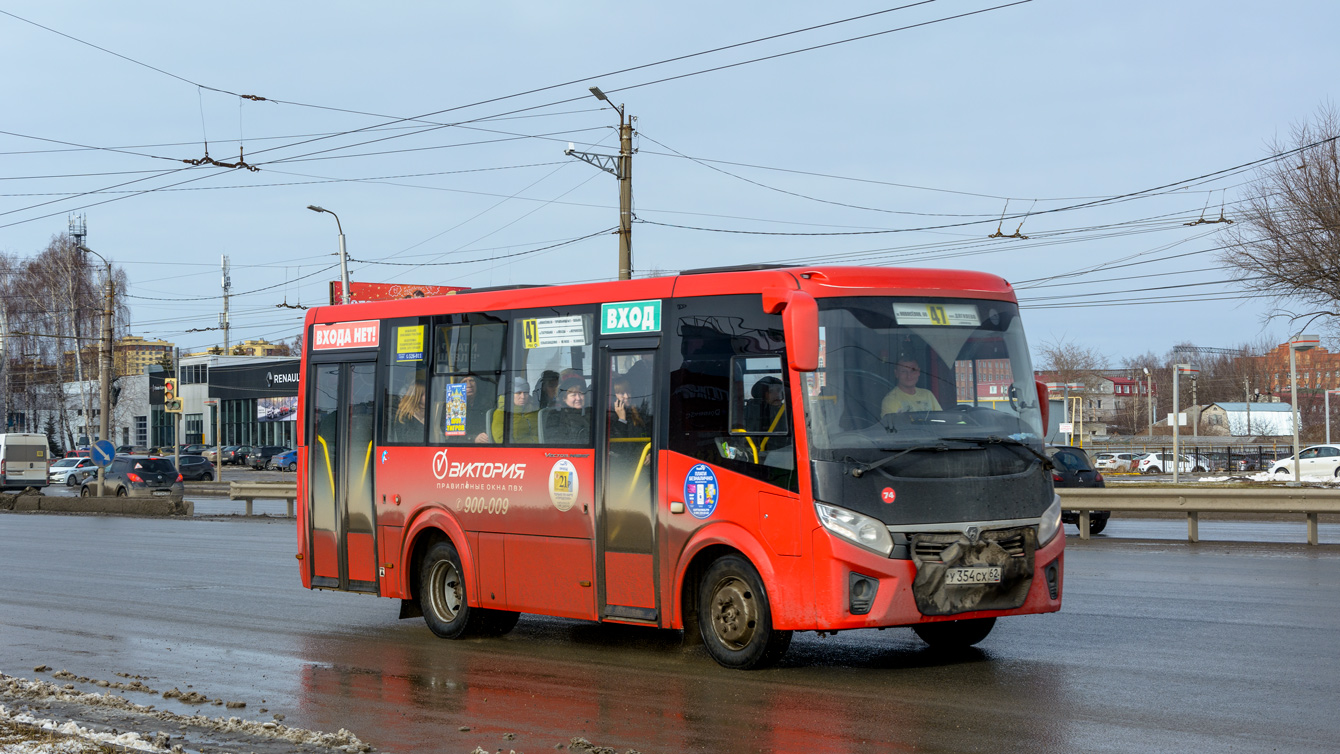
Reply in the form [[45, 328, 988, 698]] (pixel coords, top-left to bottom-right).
[[802, 297, 1043, 458]]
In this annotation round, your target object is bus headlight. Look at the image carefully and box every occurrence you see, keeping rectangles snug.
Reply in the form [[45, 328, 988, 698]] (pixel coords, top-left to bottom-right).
[[815, 502, 894, 557], [1037, 493, 1062, 546]]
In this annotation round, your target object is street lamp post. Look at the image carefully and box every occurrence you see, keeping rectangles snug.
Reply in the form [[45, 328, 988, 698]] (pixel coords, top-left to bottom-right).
[[1172, 364, 1197, 484], [565, 86, 633, 280], [76, 244, 113, 497], [307, 206, 350, 304], [1143, 366, 1153, 437], [1325, 388, 1340, 444], [1289, 334, 1319, 481]]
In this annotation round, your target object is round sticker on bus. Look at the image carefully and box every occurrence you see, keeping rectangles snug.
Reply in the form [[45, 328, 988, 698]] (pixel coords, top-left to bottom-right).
[[683, 463, 719, 519], [549, 459, 579, 512], [881, 487, 897, 504]]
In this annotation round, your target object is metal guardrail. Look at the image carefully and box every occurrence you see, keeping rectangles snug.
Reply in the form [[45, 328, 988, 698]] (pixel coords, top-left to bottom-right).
[[1057, 487, 1340, 545], [228, 481, 298, 517]]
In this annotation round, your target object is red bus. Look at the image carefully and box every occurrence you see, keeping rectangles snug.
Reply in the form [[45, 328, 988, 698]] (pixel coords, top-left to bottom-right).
[[297, 264, 1062, 668]]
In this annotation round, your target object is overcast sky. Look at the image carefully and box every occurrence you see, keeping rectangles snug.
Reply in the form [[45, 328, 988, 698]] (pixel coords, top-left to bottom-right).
[[2, 1, 1337, 364]]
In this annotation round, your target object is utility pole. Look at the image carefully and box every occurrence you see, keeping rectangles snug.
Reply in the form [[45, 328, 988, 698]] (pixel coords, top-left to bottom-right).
[[76, 241, 113, 496], [1191, 375, 1198, 437], [173, 347, 180, 471], [220, 255, 231, 353], [0, 303, 7, 433], [1245, 378, 1252, 438], [566, 86, 634, 280]]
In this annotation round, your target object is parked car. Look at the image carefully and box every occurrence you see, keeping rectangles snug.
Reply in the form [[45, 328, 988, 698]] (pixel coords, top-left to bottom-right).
[[48, 456, 98, 487], [65, 447, 93, 459], [79, 455, 183, 498], [176, 455, 216, 481], [1137, 452, 1209, 474], [1093, 452, 1140, 473], [268, 449, 298, 472], [249, 445, 291, 470], [1268, 444, 1340, 478], [1047, 446, 1109, 534], [226, 445, 253, 466]]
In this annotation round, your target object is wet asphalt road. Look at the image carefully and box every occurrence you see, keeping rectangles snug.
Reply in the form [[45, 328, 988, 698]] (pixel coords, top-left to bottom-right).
[[1, 513, 1337, 754]]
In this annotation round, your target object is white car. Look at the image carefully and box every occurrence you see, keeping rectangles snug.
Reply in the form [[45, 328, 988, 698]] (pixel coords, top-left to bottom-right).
[[1137, 452, 1209, 474], [1094, 452, 1140, 472], [48, 457, 98, 486], [1268, 444, 1340, 478]]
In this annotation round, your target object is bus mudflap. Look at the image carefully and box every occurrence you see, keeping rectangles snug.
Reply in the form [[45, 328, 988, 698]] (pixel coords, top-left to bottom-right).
[[909, 527, 1035, 616]]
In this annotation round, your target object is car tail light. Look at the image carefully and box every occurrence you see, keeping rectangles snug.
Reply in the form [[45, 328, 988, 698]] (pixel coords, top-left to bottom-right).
[[1, 460, 5, 476], [1095, 472, 1104, 482], [1051, 471, 1063, 482], [126, 472, 143, 483], [176, 473, 183, 482]]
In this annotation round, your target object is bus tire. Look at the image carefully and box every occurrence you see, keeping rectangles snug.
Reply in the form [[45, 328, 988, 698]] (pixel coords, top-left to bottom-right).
[[419, 540, 488, 639], [698, 555, 791, 669], [913, 617, 995, 649]]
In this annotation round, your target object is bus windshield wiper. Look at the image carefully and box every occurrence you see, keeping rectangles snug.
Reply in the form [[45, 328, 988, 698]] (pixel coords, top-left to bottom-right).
[[850, 442, 973, 477], [940, 435, 1054, 470]]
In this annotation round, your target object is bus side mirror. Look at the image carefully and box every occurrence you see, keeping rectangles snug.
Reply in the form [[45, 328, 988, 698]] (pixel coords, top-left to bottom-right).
[[1035, 379, 1049, 432], [762, 288, 819, 372]]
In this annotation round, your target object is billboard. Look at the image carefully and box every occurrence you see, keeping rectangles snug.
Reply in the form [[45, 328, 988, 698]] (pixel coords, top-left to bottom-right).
[[329, 281, 469, 305], [257, 395, 298, 422]]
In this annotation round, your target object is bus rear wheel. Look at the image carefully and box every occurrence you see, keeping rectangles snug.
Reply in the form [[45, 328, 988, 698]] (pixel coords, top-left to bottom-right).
[[698, 555, 791, 669], [913, 617, 995, 649]]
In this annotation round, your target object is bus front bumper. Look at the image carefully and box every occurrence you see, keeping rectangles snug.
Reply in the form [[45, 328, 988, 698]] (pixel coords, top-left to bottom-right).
[[800, 525, 1064, 631]]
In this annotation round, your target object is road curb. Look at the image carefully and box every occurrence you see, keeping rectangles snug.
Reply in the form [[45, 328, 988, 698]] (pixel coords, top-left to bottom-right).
[[0, 492, 193, 516]]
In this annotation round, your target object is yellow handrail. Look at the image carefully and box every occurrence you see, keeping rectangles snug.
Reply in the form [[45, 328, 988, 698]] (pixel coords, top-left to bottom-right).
[[624, 441, 653, 498]]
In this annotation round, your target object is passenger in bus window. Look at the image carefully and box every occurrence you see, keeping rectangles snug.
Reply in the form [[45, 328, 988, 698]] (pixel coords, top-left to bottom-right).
[[392, 381, 426, 442], [544, 375, 589, 444], [462, 375, 493, 444], [609, 375, 647, 438], [494, 377, 540, 443], [533, 370, 560, 409], [881, 359, 942, 416]]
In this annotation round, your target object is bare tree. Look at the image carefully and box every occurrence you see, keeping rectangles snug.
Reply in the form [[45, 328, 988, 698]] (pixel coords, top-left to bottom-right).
[[1036, 337, 1109, 388], [1221, 105, 1340, 332]]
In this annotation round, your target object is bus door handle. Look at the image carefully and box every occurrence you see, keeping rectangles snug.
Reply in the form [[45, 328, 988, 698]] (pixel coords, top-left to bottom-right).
[[670, 501, 685, 514]]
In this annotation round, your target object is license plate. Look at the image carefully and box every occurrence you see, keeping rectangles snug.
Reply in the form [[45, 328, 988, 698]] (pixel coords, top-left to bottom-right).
[[152, 490, 170, 497], [945, 567, 1001, 585]]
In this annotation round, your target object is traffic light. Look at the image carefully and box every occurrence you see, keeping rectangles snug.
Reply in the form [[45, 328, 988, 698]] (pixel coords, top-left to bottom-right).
[[163, 378, 182, 413]]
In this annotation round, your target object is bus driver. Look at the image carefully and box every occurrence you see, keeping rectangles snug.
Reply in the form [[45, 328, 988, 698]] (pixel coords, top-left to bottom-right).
[[880, 358, 942, 416]]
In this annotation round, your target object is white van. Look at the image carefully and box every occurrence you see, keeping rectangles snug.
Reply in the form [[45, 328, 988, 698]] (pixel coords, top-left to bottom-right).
[[0, 433, 51, 490]]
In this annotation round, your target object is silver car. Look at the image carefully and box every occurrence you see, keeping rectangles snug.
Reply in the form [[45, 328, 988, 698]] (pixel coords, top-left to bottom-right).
[[48, 457, 99, 487]]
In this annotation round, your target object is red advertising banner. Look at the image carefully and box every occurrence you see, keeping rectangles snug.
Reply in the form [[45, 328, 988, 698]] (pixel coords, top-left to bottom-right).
[[329, 281, 469, 305], [312, 320, 380, 350]]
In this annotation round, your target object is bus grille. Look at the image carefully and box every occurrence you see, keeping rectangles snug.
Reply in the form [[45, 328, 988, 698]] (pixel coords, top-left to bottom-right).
[[911, 529, 1029, 563]]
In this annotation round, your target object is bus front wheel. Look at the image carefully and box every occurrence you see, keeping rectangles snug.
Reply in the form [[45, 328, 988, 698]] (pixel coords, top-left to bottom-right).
[[698, 555, 791, 669], [913, 617, 995, 649]]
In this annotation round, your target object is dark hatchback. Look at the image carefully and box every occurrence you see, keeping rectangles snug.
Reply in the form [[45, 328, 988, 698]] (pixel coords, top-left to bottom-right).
[[177, 454, 216, 481], [79, 455, 184, 498], [248, 445, 290, 470], [1047, 445, 1110, 534]]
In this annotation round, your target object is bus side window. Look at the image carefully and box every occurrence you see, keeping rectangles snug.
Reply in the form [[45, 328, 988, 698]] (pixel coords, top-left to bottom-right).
[[509, 312, 594, 446], [382, 321, 430, 445], [668, 295, 797, 492], [429, 319, 506, 444]]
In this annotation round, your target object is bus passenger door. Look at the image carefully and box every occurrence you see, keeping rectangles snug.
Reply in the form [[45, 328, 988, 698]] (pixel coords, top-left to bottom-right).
[[307, 361, 378, 593], [598, 345, 659, 623]]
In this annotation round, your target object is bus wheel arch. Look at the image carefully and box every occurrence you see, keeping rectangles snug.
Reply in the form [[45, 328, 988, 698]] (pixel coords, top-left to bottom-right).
[[679, 543, 791, 669]]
